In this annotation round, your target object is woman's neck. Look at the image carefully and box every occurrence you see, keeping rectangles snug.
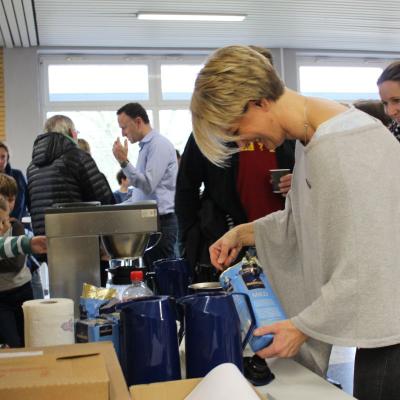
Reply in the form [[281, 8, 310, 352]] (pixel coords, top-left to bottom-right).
[[277, 90, 348, 143]]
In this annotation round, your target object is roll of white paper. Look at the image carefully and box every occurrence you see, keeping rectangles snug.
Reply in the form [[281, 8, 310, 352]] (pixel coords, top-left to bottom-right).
[[23, 298, 75, 347], [185, 363, 260, 400]]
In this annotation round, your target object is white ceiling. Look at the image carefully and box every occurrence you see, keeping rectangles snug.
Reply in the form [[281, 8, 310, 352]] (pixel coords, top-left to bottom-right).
[[1, 0, 400, 52]]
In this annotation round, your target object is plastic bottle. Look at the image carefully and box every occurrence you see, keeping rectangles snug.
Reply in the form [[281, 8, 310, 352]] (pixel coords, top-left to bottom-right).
[[121, 270, 153, 301]]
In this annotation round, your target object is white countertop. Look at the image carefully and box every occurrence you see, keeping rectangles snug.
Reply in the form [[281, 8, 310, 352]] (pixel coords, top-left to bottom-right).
[[258, 358, 355, 400], [179, 335, 355, 399]]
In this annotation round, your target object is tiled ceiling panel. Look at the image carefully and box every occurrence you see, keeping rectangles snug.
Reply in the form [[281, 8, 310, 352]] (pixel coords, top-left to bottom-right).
[[3, 0, 400, 51]]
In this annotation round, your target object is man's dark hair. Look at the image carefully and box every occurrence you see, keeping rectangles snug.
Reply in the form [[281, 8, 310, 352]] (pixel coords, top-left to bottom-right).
[[117, 103, 150, 124], [116, 169, 127, 185]]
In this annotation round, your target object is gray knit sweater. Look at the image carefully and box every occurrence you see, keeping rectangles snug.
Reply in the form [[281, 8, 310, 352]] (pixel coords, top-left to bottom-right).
[[254, 109, 400, 375]]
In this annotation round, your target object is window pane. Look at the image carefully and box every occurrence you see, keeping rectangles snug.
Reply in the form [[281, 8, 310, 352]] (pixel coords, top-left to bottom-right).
[[159, 110, 192, 152], [48, 65, 149, 102], [46, 110, 154, 191], [161, 65, 202, 100], [299, 66, 383, 101]]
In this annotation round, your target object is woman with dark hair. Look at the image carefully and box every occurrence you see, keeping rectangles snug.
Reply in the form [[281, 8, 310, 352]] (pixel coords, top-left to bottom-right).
[[377, 61, 400, 141], [0, 142, 28, 220], [353, 99, 392, 127]]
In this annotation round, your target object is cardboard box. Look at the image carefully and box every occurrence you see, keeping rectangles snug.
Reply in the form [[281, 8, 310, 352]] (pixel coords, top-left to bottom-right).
[[0, 341, 130, 400], [130, 377, 267, 400], [0, 352, 109, 400]]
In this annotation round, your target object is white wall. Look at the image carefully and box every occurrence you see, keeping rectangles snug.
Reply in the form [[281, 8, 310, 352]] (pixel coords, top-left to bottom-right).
[[4, 48, 42, 172]]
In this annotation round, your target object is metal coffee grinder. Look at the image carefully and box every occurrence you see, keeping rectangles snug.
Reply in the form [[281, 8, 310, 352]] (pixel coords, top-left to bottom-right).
[[45, 201, 160, 314]]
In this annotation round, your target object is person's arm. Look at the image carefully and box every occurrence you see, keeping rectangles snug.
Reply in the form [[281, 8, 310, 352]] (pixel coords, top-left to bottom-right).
[[254, 125, 400, 363], [209, 222, 255, 270], [0, 221, 26, 272], [209, 210, 309, 358], [0, 235, 46, 260], [30, 236, 47, 254], [254, 320, 308, 359], [120, 136, 175, 195], [249, 189, 307, 360]]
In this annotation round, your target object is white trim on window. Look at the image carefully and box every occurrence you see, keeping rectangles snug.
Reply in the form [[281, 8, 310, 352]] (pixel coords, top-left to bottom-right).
[[39, 54, 206, 131], [295, 53, 399, 102]]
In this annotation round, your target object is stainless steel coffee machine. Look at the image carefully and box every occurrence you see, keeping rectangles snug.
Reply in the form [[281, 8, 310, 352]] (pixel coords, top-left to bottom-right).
[[45, 201, 159, 313]]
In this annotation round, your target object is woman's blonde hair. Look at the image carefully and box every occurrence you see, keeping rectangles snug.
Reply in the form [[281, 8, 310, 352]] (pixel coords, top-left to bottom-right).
[[191, 45, 284, 166], [78, 138, 91, 154]]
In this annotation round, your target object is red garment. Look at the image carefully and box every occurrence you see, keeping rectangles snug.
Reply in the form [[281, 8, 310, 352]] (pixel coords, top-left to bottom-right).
[[237, 142, 285, 222]]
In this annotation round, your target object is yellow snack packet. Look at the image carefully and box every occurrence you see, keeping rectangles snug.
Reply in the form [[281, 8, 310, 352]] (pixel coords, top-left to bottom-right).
[[82, 282, 117, 300]]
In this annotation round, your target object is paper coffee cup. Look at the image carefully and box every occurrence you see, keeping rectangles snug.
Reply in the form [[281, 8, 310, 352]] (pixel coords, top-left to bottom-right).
[[269, 169, 290, 193]]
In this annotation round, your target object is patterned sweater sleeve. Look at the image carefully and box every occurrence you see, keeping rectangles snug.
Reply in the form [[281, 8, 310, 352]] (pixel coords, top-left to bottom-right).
[[0, 236, 32, 259]]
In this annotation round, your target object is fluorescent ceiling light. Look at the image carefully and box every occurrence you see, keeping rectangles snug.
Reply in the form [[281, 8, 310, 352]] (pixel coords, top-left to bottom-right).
[[136, 13, 246, 22]]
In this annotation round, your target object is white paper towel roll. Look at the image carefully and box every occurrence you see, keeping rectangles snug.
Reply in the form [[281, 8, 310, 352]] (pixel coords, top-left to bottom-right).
[[23, 298, 75, 347]]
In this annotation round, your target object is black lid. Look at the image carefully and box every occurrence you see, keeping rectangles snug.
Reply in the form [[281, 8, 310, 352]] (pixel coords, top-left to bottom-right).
[[243, 355, 275, 386], [107, 266, 147, 285]]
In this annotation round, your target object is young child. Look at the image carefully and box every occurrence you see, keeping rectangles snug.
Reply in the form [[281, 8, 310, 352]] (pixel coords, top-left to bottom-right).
[[0, 174, 46, 347], [113, 169, 134, 203]]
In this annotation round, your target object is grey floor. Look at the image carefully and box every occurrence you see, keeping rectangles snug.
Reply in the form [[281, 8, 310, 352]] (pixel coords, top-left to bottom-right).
[[327, 346, 356, 396]]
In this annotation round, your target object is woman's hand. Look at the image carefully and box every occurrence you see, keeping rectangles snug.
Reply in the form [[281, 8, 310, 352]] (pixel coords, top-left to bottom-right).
[[254, 319, 308, 359], [210, 229, 242, 271], [278, 173, 292, 196], [209, 223, 255, 270]]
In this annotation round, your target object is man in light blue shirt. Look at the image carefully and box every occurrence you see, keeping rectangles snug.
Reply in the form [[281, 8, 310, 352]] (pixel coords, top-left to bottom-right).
[[112, 103, 178, 268]]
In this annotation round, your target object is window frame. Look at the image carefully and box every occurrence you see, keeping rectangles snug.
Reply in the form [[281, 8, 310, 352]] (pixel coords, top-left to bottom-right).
[[39, 54, 205, 131], [296, 54, 397, 102]]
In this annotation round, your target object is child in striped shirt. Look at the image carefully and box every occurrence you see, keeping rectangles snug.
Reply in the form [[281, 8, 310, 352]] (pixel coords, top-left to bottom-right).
[[0, 182, 46, 347]]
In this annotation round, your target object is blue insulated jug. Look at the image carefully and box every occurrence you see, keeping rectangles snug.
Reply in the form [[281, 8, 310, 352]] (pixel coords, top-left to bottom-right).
[[178, 292, 254, 378], [153, 258, 191, 298], [118, 296, 181, 385]]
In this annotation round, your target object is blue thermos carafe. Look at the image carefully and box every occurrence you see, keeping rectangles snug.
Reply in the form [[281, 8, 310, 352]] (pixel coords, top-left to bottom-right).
[[152, 258, 191, 298], [178, 292, 254, 378], [118, 295, 181, 386]]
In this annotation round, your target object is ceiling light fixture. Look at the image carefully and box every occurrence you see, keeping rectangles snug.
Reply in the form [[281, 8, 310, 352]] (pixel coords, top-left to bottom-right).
[[136, 12, 246, 22]]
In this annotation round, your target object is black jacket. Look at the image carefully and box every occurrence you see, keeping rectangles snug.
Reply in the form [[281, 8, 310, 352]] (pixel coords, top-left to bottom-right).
[[175, 134, 295, 274], [27, 132, 115, 235]]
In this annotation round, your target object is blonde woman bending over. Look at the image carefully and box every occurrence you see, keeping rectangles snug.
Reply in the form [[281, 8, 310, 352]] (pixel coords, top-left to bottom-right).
[[191, 45, 400, 400]]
